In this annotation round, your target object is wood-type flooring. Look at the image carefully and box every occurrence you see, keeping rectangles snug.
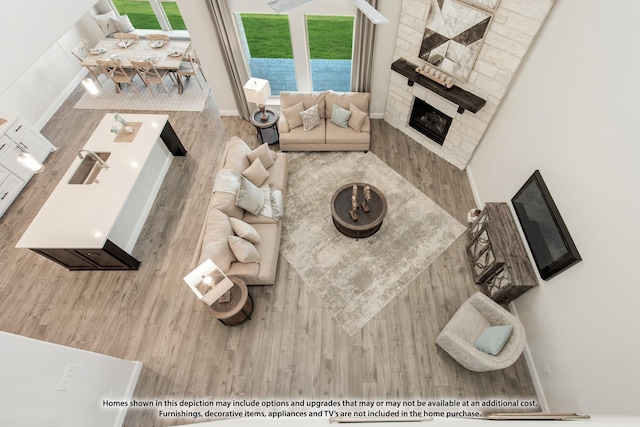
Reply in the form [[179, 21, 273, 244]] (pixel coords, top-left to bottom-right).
[[0, 86, 539, 426]]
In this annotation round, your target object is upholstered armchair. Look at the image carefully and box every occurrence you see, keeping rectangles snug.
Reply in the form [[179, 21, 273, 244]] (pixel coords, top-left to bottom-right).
[[436, 292, 526, 372]]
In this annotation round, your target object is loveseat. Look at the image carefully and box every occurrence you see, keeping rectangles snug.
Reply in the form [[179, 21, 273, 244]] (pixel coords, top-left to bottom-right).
[[192, 137, 288, 285], [278, 90, 371, 151]]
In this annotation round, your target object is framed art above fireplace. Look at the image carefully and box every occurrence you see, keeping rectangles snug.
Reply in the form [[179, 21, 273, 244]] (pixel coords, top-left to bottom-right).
[[511, 170, 582, 280]]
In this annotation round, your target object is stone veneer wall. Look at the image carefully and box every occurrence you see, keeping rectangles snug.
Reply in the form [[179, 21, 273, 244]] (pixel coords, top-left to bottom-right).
[[384, 0, 555, 169]]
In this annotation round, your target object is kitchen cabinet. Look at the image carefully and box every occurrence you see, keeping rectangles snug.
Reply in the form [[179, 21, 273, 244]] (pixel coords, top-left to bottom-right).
[[0, 112, 56, 217]]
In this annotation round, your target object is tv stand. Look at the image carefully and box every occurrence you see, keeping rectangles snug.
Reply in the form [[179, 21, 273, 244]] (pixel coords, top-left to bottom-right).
[[466, 203, 538, 304]]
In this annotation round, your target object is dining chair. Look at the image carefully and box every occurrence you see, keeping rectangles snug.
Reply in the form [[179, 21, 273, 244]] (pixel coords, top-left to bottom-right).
[[145, 34, 170, 42], [97, 59, 141, 95], [176, 54, 204, 90], [71, 39, 106, 87], [130, 60, 172, 96], [113, 32, 140, 42]]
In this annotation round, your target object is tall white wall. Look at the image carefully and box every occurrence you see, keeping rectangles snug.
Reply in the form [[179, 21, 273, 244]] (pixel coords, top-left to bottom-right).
[[467, 0, 640, 415], [0, 332, 141, 427]]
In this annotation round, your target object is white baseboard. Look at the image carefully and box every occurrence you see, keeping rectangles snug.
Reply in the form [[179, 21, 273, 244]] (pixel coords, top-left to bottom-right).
[[465, 164, 483, 209], [219, 110, 240, 116], [370, 112, 384, 119], [508, 301, 550, 412], [34, 70, 88, 131]]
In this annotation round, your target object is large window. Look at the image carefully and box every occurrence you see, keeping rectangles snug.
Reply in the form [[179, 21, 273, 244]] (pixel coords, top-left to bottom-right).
[[307, 15, 353, 91], [238, 13, 297, 95], [110, 0, 186, 31], [237, 13, 353, 95]]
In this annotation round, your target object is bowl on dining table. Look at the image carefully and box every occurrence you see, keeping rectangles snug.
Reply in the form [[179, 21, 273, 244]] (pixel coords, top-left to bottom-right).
[[150, 40, 164, 48], [168, 50, 183, 57], [90, 47, 107, 55]]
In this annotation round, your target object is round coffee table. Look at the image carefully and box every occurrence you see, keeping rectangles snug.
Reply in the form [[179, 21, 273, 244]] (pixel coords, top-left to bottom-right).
[[207, 277, 253, 326], [331, 183, 387, 239]]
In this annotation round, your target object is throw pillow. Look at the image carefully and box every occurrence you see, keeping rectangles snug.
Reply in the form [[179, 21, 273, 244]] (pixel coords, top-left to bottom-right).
[[228, 236, 261, 263], [348, 103, 367, 132], [271, 188, 283, 221], [198, 208, 236, 272], [242, 157, 270, 187], [93, 11, 117, 36], [300, 104, 321, 131], [235, 177, 264, 216], [330, 103, 351, 128], [281, 102, 304, 130], [247, 143, 275, 169], [229, 217, 261, 245], [475, 325, 513, 356], [109, 14, 136, 33], [224, 136, 252, 172]]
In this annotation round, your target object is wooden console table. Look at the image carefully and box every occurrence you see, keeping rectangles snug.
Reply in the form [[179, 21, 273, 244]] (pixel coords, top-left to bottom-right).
[[466, 202, 538, 304]]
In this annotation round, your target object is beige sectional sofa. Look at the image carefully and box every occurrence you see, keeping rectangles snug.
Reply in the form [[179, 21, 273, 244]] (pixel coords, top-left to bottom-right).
[[192, 137, 287, 285], [278, 90, 371, 151]]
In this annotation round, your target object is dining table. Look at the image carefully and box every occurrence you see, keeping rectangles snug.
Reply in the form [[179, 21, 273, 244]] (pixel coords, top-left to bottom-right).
[[81, 38, 192, 94]]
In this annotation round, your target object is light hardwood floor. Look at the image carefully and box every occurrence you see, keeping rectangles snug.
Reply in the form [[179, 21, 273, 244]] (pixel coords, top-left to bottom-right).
[[0, 86, 538, 426]]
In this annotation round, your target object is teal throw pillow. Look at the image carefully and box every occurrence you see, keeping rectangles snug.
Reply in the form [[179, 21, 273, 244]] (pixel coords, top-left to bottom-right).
[[330, 103, 351, 128], [475, 325, 513, 355]]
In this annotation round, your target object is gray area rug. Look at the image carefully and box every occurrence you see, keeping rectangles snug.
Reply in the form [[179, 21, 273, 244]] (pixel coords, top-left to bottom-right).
[[281, 152, 466, 336]]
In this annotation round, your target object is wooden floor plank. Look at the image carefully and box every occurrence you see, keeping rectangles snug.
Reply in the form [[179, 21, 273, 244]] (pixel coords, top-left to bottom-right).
[[0, 85, 538, 426]]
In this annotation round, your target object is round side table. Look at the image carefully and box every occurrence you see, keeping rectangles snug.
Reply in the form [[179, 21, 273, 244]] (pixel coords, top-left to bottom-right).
[[207, 277, 253, 326], [249, 109, 279, 145]]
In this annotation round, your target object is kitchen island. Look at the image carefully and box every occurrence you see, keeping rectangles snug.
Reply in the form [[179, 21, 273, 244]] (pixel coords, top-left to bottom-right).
[[16, 113, 186, 270]]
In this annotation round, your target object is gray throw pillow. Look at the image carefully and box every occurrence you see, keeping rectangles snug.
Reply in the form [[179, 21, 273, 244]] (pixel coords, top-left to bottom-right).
[[475, 325, 513, 355], [330, 103, 351, 128]]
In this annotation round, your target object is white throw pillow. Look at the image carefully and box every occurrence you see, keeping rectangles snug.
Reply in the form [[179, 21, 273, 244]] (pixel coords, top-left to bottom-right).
[[242, 157, 270, 187], [235, 177, 264, 216], [93, 11, 117, 36], [300, 104, 321, 131], [247, 143, 275, 169], [228, 236, 261, 263], [109, 14, 136, 33], [282, 102, 304, 130], [229, 218, 262, 245]]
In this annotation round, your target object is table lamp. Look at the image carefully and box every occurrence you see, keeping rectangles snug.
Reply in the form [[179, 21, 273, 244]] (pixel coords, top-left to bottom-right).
[[183, 259, 234, 306], [243, 78, 271, 122]]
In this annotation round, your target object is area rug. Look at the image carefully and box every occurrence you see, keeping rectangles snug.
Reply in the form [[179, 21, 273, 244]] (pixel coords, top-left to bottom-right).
[[281, 152, 467, 336], [73, 76, 210, 112]]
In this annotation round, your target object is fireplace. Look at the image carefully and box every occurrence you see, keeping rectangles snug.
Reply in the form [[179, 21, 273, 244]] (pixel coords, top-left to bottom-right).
[[409, 97, 453, 146]]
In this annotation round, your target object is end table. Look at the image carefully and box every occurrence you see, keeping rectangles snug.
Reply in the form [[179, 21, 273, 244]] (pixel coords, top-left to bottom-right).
[[249, 109, 279, 145], [207, 277, 253, 326]]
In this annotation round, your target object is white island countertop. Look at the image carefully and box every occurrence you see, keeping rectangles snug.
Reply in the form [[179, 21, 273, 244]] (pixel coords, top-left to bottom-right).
[[16, 113, 171, 250]]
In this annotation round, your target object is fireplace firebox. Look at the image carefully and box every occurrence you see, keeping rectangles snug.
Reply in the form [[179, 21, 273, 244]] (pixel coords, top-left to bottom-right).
[[409, 98, 453, 145]]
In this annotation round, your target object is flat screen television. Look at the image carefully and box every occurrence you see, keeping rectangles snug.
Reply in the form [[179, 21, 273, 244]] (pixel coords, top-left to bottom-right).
[[511, 170, 581, 280]]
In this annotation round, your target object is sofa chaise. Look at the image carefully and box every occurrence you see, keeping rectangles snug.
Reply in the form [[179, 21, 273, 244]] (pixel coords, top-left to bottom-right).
[[192, 136, 288, 285]]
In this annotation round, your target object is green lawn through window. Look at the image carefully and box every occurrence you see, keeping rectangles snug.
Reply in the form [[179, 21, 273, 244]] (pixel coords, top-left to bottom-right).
[[111, 0, 186, 31], [240, 14, 353, 59]]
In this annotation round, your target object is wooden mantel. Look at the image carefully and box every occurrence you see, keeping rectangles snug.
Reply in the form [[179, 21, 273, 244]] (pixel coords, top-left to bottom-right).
[[391, 58, 486, 114]]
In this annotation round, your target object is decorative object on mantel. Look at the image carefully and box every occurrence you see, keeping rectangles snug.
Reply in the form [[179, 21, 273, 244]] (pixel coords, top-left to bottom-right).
[[391, 58, 486, 114], [415, 64, 454, 88], [419, 0, 492, 82]]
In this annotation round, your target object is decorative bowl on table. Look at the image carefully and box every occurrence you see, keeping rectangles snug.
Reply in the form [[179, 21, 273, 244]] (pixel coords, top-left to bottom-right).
[[118, 40, 132, 48], [90, 48, 107, 55], [168, 50, 183, 57], [150, 40, 164, 48]]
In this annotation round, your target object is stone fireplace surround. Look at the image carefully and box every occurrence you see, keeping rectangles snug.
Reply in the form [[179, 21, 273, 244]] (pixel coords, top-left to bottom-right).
[[384, 0, 555, 169]]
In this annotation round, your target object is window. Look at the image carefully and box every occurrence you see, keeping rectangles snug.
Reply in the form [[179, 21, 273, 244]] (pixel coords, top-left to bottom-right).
[[307, 15, 353, 92], [110, 0, 186, 31], [237, 13, 297, 95], [237, 13, 354, 96]]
